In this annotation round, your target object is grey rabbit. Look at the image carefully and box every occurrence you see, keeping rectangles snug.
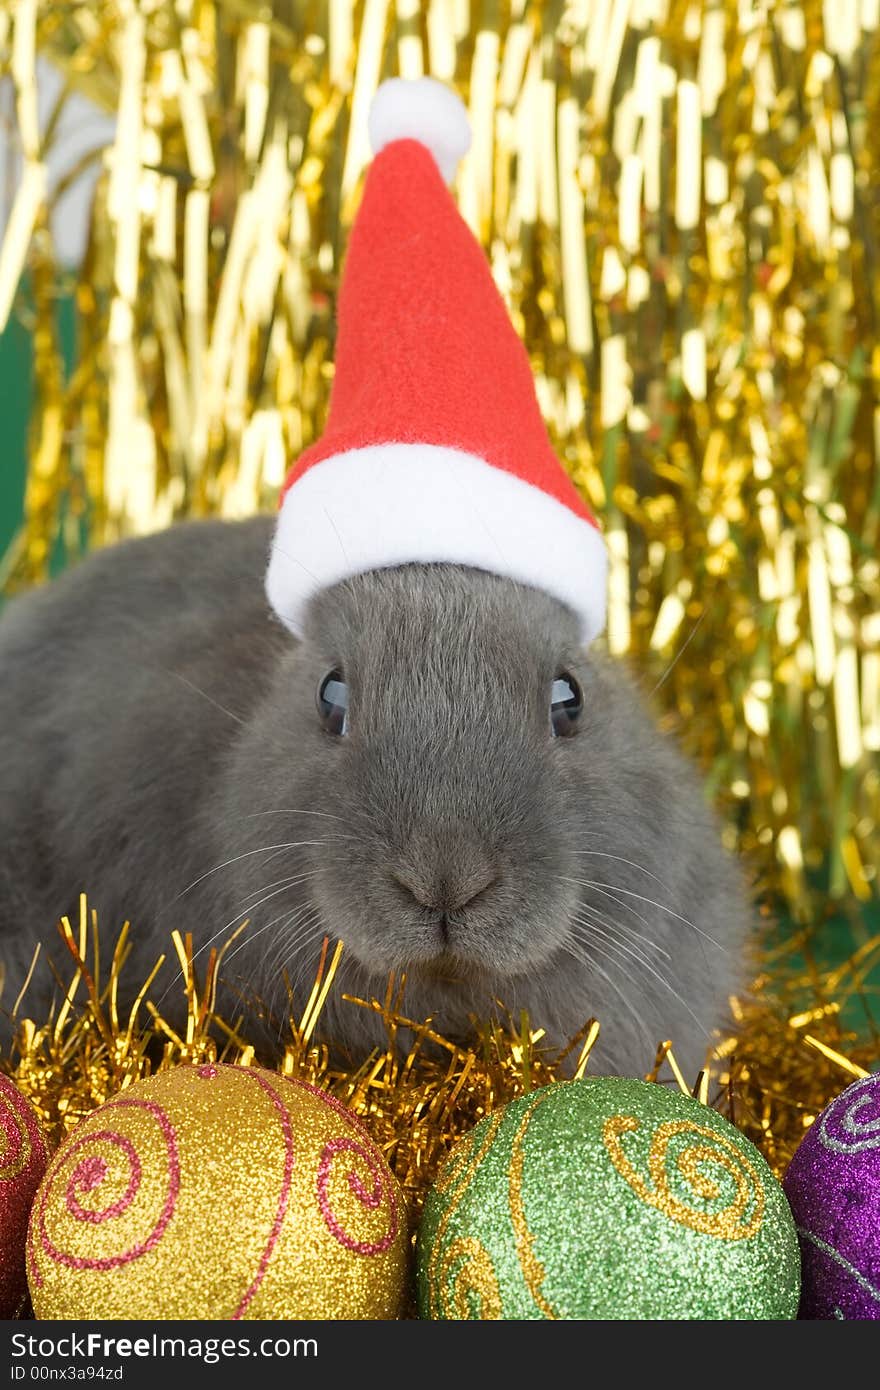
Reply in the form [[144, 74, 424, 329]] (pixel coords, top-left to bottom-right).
[[0, 514, 750, 1077]]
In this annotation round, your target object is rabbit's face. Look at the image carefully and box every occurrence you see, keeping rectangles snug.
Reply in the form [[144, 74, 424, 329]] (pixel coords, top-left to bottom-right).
[[295, 565, 590, 984], [223, 558, 747, 1073]]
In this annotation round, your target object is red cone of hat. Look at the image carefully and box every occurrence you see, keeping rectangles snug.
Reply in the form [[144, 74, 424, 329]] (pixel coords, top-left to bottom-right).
[[267, 77, 606, 643]]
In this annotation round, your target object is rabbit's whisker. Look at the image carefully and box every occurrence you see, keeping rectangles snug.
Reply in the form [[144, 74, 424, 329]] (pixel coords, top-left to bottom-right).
[[155, 867, 328, 1005], [569, 917, 709, 1036], [559, 888, 672, 961], [568, 849, 676, 895], [220, 901, 319, 969], [570, 905, 670, 969], [561, 877, 726, 954], [167, 839, 351, 906], [556, 940, 641, 1035]]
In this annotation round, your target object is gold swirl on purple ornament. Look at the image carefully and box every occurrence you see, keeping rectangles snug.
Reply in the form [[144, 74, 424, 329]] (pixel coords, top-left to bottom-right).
[[438, 1237, 503, 1319], [603, 1115, 764, 1241], [507, 1091, 556, 1318], [0, 1078, 36, 1182], [288, 1079, 398, 1256], [26, 1096, 180, 1289], [818, 1076, 880, 1155], [427, 1111, 504, 1319]]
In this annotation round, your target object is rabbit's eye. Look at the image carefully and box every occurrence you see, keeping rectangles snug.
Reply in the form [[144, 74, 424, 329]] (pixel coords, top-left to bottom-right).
[[317, 669, 349, 736], [550, 673, 582, 738]]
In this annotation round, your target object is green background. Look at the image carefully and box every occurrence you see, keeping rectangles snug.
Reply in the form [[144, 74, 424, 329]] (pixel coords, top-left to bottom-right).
[[0, 287, 76, 569], [0, 307, 31, 560]]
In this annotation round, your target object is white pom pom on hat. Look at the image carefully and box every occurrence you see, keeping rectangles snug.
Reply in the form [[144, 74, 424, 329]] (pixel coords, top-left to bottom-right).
[[367, 76, 472, 183]]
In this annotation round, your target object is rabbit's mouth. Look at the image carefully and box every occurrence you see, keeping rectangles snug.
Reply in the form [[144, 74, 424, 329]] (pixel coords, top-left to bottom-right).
[[386, 912, 559, 983], [404, 945, 490, 983], [315, 861, 575, 981]]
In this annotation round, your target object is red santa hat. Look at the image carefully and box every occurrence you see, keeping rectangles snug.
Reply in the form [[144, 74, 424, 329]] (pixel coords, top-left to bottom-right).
[[266, 77, 607, 643]]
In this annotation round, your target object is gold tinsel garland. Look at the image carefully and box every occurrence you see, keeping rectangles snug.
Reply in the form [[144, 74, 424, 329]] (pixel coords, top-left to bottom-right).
[[0, 0, 876, 930], [4, 900, 878, 1212]]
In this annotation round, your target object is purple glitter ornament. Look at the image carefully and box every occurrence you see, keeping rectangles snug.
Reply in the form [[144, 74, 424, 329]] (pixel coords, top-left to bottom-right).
[[783, 1072, 880, 1319]]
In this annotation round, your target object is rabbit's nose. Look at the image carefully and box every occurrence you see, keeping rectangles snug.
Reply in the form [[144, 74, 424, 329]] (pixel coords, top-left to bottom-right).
[[390, 864, 500, 913]]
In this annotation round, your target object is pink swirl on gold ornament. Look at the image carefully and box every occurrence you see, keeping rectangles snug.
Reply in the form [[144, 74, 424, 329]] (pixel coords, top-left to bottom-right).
[[232, 1070, 294, 1319], [65, 1136, 140, 1222], [27, 1098, 180, 1286], [288, 1077, 376, 1141], [286, 1079, 398, 1256], [316, 1136, 399, 1255]]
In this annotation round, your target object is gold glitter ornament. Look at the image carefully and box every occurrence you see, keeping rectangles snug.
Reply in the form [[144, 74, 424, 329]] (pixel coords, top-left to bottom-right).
[[26, 1062, 408, 1320]]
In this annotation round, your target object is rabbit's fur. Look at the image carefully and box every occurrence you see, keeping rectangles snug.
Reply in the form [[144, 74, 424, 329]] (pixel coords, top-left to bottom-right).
[[0, 516, 749, 1076]]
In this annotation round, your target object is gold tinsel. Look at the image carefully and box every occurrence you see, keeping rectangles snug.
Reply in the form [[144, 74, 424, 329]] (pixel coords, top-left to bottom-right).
[[5, 901, 608, 1212], [0, 1, 876, 931], [4, 899, 878, 1216]]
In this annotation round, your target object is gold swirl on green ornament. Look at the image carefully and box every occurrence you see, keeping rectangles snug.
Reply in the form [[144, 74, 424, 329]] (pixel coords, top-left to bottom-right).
[[437, 1237, 502, 1320], [507, 1091, 556, 1318], [603, 1116, 765, 1241], [432, 1124, 481, 1199], [428, 1111, 503, 1319]]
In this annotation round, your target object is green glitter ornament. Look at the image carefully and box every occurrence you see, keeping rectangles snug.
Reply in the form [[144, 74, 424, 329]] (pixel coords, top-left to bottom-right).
[[417, 1077, 800, 1319]]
